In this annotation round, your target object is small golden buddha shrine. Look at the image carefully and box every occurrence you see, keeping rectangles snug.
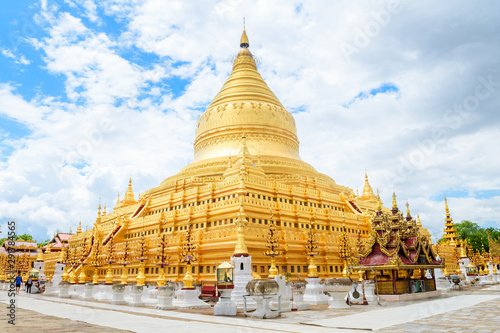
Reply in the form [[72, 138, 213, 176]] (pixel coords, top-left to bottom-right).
[[355, 194, 443, 295]]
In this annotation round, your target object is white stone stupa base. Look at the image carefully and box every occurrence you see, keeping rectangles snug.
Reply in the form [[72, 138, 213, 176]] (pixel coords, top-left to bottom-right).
[[303, 278, 330, 305], [436, 277, 451, 291], [44, 282, 58, 296], [156, 295, 175, 310], [111, 289, 126, 305], [58, 283, 71, 298], [128, 285, 145, 307], [80, 283, 95, 301], [364, 281, 378, 303], [270, 275, 292, 312], [328, 291, 350, 309], [214, 289, 237, 316], [69, 284, 84, 298], [93, 284, 112, 301], [291, 293, 309, 310], [143, 288, 158, 307], [251, 296, 280, 319], [173, 289, 210, 309]]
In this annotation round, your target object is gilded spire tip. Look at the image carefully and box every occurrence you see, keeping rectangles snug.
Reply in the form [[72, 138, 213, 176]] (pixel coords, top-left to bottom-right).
[[392, 192, 397, 209], [376, 189, 382, 211], [444, 196, 450, 215], [240, 24, 249, 48]]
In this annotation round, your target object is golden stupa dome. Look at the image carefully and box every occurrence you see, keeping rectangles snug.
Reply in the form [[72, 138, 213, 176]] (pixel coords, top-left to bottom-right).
[[159, 27, 336, 187], [193, 27, 300, 163]]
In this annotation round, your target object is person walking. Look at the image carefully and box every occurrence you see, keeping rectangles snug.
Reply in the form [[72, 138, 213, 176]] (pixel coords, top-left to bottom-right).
[[15, 271, 22, 294], [26, 276, 32, 294]]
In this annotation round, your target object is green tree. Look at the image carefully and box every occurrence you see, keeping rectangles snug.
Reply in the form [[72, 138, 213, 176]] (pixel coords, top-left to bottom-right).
[[455, 221, 500, 253], [15, 233, 33, 241], [38, 239, 50, 247], [485, 227, 500, 242]]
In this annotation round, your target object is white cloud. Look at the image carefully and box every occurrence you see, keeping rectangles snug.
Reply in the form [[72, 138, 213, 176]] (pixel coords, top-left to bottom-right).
[[1, 48, 30, 65]]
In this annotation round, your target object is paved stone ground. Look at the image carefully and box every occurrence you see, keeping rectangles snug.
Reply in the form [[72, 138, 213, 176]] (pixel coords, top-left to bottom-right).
[[1, 307, 131, 333], [378, 297, 500, 333], [1, 286, 499, 332]]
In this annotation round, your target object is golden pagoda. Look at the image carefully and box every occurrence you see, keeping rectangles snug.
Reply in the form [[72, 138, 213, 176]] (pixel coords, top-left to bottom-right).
[[40, 27, 391, 284], [437, 198, 463, 275]]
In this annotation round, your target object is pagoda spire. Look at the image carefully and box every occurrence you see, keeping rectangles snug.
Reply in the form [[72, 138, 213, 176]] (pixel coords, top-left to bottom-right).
[[234, 200, 249, 256], [122, 178, 138, 206], [360, 172, 376, 201], [240, 22, 249, 48], [443, 197, 459, 246], [416, 214, 422, 228], [77, 221, 82, 234], [114, 194, 122, 210], [376, 189, 382, 211]]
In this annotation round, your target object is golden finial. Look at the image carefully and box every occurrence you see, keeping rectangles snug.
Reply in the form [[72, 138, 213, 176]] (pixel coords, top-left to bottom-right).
[[406, 201, 410, 217], [123, 177, 137, 205], [36, 247, 44, 261], [117, 194, 120, 204], [103, 205, 106, 215], [240, 20, 249, 48], [376, 189, 382, 211], [392, 192, 397, 209], [360, 171, 376, 200], [234, 200, 249, 255], [444, 197, 450, 215], [416, 214, 422, 228], [77, 221, 81, 234]]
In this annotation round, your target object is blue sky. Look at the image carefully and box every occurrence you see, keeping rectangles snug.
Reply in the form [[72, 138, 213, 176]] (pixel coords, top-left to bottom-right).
[[0, 1, 499, 243]]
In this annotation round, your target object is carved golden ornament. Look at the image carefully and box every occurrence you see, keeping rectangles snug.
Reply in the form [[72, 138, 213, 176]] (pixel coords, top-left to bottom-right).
[[307, 256, 318, 278], [120, 267, 128, 285], [183, 263, 194, 288], [78, 267, 87, 284], [69, 269, 77, 284], [136, 261, 146, 286], [105, 263, 114, 284], [92, 269, 99, 284]]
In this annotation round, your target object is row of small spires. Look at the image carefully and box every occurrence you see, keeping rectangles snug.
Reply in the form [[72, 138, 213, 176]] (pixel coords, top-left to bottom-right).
[[68, 185, 453, 238]]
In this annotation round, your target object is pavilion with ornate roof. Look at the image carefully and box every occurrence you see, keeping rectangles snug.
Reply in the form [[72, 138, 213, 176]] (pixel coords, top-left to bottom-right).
[[351, 193, 443, 295]]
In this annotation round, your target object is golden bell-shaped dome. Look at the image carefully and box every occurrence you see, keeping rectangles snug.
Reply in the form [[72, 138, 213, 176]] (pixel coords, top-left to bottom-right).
[[193, 28, 300, 163], [161, 27, 336, 187]]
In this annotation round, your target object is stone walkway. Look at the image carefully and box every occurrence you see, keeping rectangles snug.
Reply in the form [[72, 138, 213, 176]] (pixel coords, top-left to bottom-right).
[[1, 287, 499, 332], [1, 306, 129, 333]]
